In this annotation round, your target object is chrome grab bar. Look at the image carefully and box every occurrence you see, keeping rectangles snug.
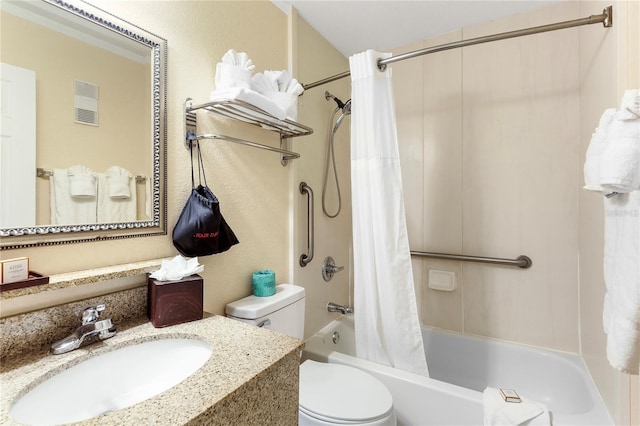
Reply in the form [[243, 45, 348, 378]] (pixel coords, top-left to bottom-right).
[[410, 251, 532, 269], [299, 182, 314, 267]]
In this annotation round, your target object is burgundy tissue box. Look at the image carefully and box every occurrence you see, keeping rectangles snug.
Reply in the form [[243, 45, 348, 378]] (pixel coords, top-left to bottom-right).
[[148, 274, 203, 328]]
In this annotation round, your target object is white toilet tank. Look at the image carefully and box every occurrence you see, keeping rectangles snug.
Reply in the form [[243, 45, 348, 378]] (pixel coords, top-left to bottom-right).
[[225, 284, 305, 339]]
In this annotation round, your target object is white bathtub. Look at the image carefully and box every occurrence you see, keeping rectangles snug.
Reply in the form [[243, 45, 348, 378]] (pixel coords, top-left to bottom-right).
[[302, 316, 612, 426]]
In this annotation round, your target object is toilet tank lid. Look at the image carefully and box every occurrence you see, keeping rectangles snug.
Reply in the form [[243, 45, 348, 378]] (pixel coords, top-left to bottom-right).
[[225, 284, 305, 319]]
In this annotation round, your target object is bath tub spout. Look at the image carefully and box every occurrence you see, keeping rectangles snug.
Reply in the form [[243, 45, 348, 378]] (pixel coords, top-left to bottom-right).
[[327, 302, 353, 314]]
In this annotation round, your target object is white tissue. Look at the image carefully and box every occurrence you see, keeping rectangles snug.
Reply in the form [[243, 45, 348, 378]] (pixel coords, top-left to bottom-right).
[[149, 255, 204, 281]]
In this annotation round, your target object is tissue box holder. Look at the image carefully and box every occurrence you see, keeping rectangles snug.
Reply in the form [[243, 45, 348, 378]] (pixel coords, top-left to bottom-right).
[[148, 274, 203, 328]]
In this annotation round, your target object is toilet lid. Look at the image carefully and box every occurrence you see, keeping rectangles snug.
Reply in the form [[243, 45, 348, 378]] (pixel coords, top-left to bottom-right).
[[299, 360, 394, 423]]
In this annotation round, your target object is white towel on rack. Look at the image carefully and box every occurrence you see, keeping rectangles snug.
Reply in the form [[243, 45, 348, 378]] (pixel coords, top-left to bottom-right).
[[251, 70, 304, 120], [143, 175, 152, 220], [97, 166, 137, 223], [50, 168, 97, 225], [583, 108, 616, 192], [68, 165, 96, 198], [215, 49, 255, 90], [602, 191, 640, 374], [210, 87, 287, 121], [599, 107, 640, 193]]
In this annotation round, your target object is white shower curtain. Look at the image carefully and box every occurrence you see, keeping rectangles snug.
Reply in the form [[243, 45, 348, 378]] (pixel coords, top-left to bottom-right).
[[349, 50, 429, 377]]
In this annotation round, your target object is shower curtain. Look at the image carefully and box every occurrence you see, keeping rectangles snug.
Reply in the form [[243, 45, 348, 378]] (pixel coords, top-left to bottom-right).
[[349, 50, 429, 377]]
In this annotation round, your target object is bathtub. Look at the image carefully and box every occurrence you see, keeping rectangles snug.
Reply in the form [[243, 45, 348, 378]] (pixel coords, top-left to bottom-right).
[[302, 315, 612, 426]]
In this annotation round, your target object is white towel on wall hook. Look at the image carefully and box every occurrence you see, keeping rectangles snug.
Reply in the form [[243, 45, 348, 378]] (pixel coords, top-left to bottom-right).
[[602, 191, 640, 374], [583, 108, 616, 192], [599, 108, 640, 193]]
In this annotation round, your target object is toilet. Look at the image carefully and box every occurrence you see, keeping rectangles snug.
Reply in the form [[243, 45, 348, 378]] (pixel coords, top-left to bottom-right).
[[226, 284, 396, 426]]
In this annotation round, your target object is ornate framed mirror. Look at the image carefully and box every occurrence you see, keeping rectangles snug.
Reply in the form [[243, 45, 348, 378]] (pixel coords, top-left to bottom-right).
[[0, 0, 167, 249]]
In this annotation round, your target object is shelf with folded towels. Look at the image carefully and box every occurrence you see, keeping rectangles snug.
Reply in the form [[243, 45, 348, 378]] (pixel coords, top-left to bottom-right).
[[184, 97, 313, 165]]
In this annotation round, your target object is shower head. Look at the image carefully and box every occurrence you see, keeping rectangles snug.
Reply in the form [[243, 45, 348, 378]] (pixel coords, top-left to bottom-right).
[[332, 99, 352, 134], [342, 99, 352, 115]]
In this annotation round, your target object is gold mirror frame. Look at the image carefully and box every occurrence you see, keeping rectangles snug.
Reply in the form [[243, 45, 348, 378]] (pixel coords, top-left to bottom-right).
[[0, 0, 167, 249]]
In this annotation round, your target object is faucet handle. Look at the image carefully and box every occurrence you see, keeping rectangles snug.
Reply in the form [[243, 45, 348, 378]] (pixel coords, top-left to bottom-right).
[[81, 304, 105, 324], [322, 257, 344, 282]]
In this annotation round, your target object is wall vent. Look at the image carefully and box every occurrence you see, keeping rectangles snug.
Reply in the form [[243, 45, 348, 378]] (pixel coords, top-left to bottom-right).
[[74, 80, 98, 126]]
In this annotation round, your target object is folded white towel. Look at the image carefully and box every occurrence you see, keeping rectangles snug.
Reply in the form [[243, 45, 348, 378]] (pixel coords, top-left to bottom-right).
[[483, 388, 550, 426], [214, 49, 255, 90], [67, 165, 96, 198], [221, 48, 255, 71], [583, 108, 616, 192], [251, 70, 304, 120], [602, 191, 640, 374], [105, 166, 132, 199], [599, 109, 640, 193], [620, 89, 639, 111], [50, 168, 97, 225], [96, 168, 137, 223], [210, 87, 286, 121]]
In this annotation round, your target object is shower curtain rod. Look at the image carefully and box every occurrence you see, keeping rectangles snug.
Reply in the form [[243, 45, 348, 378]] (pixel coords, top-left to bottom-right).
[[302, 6, 612, 91]]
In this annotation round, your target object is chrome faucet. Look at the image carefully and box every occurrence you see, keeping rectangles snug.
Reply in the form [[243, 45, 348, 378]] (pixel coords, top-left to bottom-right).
[[50, 304, 117, 355], [327, 302, 353, 315]]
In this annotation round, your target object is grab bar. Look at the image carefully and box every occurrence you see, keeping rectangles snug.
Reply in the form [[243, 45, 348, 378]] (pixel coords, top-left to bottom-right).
[[299, 182, 314, 267], [410, 251, 532, 269]]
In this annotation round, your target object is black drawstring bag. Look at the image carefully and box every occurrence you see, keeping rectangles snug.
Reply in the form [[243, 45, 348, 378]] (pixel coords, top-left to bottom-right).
[[172, 142, 239, 257]]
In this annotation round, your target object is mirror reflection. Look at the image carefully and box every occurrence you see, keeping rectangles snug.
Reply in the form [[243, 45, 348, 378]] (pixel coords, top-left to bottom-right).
[[0, 0, 166, 248]]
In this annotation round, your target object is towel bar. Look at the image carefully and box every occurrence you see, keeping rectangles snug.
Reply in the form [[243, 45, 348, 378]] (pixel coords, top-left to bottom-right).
[[36, 168, 147, 183], [410, 251, 532, 269], [185, 132, 300, 161]]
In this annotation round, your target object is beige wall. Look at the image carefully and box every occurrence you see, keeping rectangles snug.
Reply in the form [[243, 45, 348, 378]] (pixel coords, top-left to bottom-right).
[[393, 0, 638, 423], [3, 1, 292, 318], [1, 11, 151, 225], [1, 1, 352, 340], [292, 10, 352, 339]]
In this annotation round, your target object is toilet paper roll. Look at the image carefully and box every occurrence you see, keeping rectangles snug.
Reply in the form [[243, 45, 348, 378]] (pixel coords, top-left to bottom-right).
[[252, 270, 275, 297]]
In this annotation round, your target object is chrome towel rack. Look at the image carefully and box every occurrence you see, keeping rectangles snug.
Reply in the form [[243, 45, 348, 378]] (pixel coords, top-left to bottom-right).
[[36, 167, 147, 183], [184, 97, 313, 165], [410, 251, 532, 269], [185, 133, 300, 161]]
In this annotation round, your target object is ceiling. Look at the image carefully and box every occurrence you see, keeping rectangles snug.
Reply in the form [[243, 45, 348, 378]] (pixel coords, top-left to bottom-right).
[[273, 1, 561, 57]]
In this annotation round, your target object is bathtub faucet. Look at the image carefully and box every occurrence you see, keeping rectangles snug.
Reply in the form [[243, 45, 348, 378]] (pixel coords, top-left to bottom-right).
[[327, 302, 353, 315]]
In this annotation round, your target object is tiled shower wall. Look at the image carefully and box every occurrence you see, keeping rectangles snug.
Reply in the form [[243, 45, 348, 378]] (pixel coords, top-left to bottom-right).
[[394, 1, 581, 352], [392, 1, 639, 422]]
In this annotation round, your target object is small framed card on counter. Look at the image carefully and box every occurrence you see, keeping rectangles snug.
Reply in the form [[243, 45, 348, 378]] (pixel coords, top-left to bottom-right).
[[1, 257, 29, 284]]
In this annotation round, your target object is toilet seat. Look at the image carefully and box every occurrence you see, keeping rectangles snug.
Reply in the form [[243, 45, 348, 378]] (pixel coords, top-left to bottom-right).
[[299, 360, 394, 424]]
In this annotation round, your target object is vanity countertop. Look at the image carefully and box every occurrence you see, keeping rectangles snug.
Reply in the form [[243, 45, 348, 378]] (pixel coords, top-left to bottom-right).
[[0, 315, 303, 425]]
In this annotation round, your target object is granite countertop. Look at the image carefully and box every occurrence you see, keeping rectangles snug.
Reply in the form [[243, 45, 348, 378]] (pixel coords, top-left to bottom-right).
[[1, 258, 167, 300], [0, 315, 303, 425]]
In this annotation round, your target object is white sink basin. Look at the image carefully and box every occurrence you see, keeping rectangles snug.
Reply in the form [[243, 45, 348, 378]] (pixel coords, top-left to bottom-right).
[[10, 338, 212, 425]]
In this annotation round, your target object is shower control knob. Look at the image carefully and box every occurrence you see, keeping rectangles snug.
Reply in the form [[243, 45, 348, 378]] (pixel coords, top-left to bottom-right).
[[322, 256, 344, 282]]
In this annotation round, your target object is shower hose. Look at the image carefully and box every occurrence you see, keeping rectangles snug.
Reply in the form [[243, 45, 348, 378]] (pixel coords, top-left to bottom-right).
[[322, 107, 342, 218]]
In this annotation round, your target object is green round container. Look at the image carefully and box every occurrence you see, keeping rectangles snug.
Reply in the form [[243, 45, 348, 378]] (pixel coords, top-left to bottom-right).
[[252, 270, 275, 297]]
